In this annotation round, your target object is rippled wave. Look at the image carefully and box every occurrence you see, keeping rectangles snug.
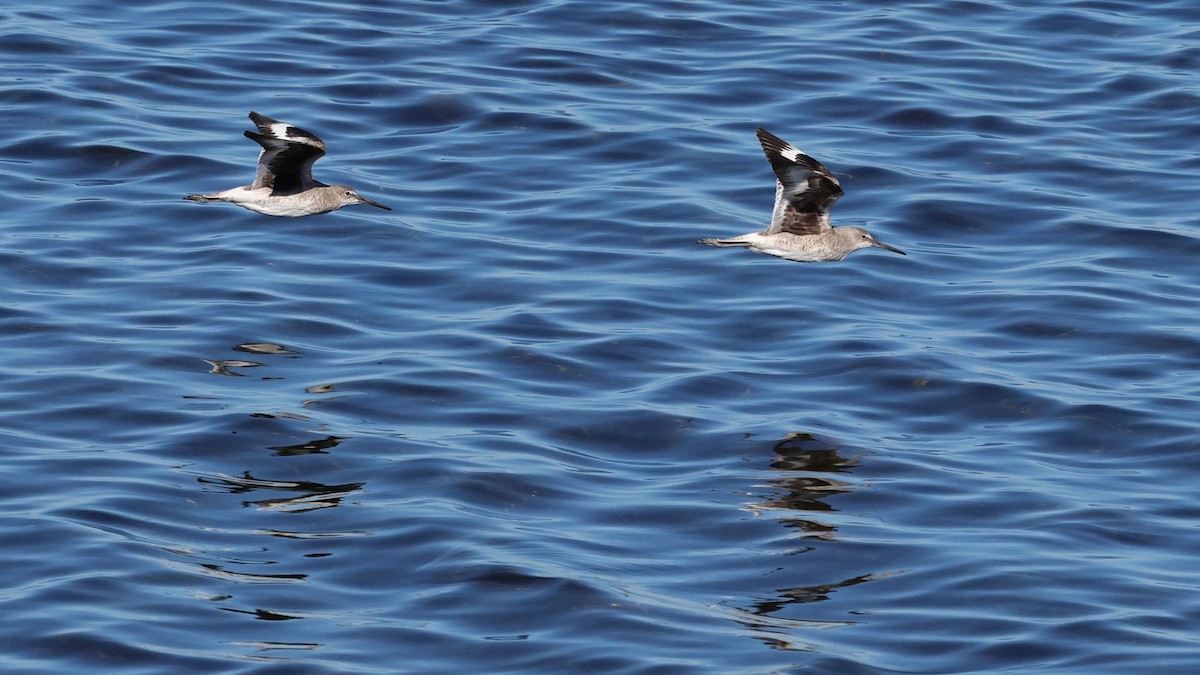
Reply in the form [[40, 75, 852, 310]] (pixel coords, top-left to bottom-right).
[[2, 0, 1199, 672]]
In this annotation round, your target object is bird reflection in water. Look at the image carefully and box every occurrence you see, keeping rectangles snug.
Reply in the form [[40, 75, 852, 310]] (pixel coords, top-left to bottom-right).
[[745, 431, 860, 540], [197, 471, 365, 513], [734, 431, 903, 651]]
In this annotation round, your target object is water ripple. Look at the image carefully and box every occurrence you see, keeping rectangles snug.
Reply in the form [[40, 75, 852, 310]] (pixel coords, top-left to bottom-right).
[[2, 0, 1200, 672]]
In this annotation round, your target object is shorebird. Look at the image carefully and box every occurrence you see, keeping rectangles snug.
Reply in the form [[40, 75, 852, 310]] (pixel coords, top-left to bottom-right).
[[184, 112, 391, 217], [699, 128, 904, 262]]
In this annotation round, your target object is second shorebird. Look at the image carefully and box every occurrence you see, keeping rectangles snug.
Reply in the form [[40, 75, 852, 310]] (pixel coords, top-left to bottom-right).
[[700, 129, 904, 262], [185, 112, 391, 217]]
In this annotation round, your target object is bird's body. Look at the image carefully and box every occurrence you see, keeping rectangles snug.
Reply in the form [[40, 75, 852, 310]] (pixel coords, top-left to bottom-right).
[[185, 112, 391, 217], [699, 128, 904, 262]]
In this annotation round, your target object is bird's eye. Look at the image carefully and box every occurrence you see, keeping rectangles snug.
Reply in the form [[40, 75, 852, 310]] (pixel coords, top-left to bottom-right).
[[344, 191, 353, 196], [861, 234, 869, 240]]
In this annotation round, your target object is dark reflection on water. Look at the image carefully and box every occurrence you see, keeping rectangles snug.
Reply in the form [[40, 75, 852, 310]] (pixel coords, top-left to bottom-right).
[[197, 563, 308, 584], [269, 435, 346, 456], [756, 572, 877, 611], [764, 432, 860, 517], [196, 472, 366, 513], [219, 607, 305, 621], [743, 432, 864, 548], [733, 432, 884, 652]]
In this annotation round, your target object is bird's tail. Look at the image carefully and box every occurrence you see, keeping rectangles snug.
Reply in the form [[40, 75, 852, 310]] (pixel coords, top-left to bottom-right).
[[698, 237, 750, 247]]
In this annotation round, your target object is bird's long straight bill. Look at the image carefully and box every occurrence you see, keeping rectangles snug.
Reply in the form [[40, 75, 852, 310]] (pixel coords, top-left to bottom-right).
[[875, 240, 906, 255], [359, 195, 392, 210]]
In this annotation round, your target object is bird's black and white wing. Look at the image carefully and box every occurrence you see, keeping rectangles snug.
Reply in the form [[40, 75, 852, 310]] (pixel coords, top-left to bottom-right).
[[756, 128, 844, 236], [244, 112, 327, 195]]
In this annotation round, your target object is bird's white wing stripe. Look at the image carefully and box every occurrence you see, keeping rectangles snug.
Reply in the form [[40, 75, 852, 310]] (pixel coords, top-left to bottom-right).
[[779, 144, 803, 163]]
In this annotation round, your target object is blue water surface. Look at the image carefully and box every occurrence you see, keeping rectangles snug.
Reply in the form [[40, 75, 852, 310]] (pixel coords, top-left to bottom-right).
[[2, 1, 1199, 672]]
